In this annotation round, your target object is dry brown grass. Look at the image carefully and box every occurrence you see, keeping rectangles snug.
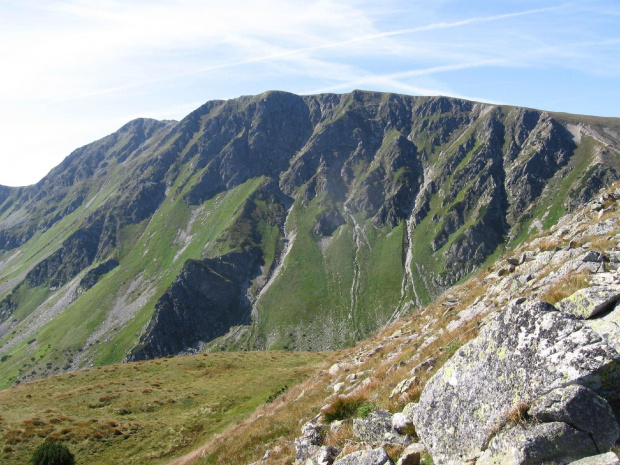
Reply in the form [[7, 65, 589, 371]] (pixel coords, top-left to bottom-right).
[[506, 402, 530, 425], [486, 400, 531, 445], [322, 395, 367, 423], [323, 421, 353, 449], [540, 272, 590, 304], [589, 235, 618, 252], [167, 355, 341, 465]]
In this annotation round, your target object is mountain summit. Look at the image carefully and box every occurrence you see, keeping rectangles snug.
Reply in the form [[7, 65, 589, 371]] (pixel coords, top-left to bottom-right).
[[1, 91, 619, 387]]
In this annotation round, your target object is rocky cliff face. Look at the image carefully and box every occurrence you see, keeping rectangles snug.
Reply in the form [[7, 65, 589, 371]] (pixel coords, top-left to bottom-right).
[[1, 91, 620, 386]]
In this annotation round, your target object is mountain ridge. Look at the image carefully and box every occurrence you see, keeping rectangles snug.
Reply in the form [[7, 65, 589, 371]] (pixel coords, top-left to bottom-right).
[[1, 90, 620, 387]]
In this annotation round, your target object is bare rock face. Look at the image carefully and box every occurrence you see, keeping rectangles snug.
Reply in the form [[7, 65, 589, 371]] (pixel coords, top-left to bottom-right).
[[129, 249, 263, 360], [587, 300, 620, 354], [412, 301, 620, 465], [396, 444, 426, 465]]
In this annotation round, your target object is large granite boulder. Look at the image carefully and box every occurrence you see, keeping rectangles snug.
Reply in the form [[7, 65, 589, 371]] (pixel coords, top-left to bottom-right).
[[476, 384, 620, 465], [396, 443, 427, 465], [412, 301, 620, 465], [588, 302, 620, 354]]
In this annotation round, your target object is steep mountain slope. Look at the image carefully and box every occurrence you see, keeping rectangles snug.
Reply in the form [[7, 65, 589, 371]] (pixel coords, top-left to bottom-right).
[[1, 91, 619, 387], [2, 182, 620, 465]]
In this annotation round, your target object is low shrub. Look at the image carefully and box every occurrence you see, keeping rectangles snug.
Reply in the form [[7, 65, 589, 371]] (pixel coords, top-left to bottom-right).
[[356, 402, 376, 418], [266, 385, 288, 403], [30, 440, 75, 465]]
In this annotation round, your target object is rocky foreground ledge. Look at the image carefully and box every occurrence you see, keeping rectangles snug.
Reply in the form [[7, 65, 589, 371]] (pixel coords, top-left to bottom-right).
[[263, 190, 620, 465]]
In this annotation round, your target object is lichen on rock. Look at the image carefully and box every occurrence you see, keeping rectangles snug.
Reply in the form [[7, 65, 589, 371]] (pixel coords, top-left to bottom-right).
[[412, 301, 620, 465]]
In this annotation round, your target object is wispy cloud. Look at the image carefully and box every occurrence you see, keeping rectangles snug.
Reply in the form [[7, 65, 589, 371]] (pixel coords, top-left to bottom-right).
[[35, 3, 566, 106], [0, 0, 618, 185]]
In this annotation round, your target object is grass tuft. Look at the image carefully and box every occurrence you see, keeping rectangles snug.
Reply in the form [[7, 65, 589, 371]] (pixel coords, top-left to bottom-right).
[[322, 395, 367, 423]]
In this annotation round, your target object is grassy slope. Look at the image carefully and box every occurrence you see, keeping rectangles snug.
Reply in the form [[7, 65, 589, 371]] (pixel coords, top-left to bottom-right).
[[0, 351, 329, 465], [0, 177, 272, 388], [253, 196, 405, 350]]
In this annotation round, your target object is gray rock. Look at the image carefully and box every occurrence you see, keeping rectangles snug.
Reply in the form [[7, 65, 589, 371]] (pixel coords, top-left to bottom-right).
[[396, 443, 426, 465], [477, 422, 598, 465], [608, 252, 620, 270], [295, 422, 326, 461], [333, 448, 394, 465], [391, 413, 411, 434], [401, 403, 418, 422], [569, 452, 620, 465], [333, 382, 345, 393], [305, 446, 341, 465], [556, 288, 620, 319], [587, 303, 620, 353], [390, 377, 417, 400], [412, 301, 620, 465], [392, 403, 418, 435], [529, 385, 620, 451], [298, 445, 320, 463], [353, 410, 411, 446], [410, 358, 436, 376], [300, 421, 326, 446], [582, 250, 607, 263]]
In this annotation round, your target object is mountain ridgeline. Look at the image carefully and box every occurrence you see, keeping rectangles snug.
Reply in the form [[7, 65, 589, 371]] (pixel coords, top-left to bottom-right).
[[0, 91, 619, 386]]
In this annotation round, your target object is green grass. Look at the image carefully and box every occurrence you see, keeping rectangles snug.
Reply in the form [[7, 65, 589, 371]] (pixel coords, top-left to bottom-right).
[[0, 351, 327, 465], [355, 220, 405, 331], [0, 177, 275, 386]]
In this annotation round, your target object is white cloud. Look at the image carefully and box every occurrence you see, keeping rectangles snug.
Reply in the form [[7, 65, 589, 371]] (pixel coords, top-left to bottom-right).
[[0, 0, 617, 186]]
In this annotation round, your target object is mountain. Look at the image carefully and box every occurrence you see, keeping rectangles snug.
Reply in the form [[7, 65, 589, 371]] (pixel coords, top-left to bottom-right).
[[1, 90, 620, 388], [2, 179, 620, 465]]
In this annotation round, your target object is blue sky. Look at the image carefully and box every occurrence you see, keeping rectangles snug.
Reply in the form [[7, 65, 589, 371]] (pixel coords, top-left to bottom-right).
[[1, 0, 619, 186]]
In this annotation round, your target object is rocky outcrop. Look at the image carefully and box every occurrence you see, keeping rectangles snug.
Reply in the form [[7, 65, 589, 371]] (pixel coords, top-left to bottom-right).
[[557, 288, 620, 319], [294, 421, 334, 464], [477, 422, 599, 465], [78, 258, 119, 291], [129, 249, 263, 360], [396, 444, 426, 465], [528, 385, 619, 452], [588, 302, 620, 354], [412, 301, 620, 465]]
